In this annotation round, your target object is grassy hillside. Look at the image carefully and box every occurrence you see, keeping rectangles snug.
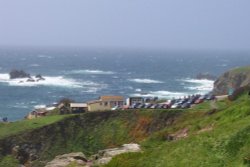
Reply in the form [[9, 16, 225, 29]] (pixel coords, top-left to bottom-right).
[[106, 93, 250, 167], [0, 109, 182, 166], [0, 115, 71, 139], [230, 66, 250, 73], [1, 93, 250, 167]]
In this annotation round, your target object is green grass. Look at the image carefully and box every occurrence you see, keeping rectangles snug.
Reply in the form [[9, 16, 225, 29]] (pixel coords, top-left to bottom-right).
[[230, 66, 250, 73], [105, 93, 250, 167], [1, 93, 250, 167], [0, 115, 71, 139], [191, 101, 211, 111], [0, 155, 19, 167], [0, 110, 182, 167]]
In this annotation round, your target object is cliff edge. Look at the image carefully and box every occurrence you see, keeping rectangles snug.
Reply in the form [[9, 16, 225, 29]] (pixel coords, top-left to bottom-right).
[[213, 66, 250, 95]]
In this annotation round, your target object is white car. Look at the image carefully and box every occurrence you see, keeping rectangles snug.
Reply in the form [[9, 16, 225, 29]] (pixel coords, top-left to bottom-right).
[[111, 106, 120, 111], [171, 103, 180, 109]]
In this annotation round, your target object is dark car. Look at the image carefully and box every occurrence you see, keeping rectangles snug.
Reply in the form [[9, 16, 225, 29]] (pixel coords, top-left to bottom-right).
[[162, 104, 170, 109], [130, 103, 140, 109], [181, 103, 191, 109], [136, 104, 145, 109], [199, 95, 206, 100], [187, 98, 195, 104], [170, 99, 176, 106], [144, 103, 153, 109], [157, 104, 165, 109], [194, 99, 204, 104], [206, 94, 215, 100], [171, 103, 181, 109]]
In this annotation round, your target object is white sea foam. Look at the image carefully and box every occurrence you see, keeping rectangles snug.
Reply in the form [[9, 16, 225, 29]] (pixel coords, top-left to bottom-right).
[[34, 105, 46, 109], [131, 90, 187, 99], [112, 76, 119, 79], [135, 88, 142, 92], [11, 102, 29, 109], [0, 73, 105, 90], [128, 78, 164, 84], [29, 64, 40, 67], [69, 69, 115, 75], [81, 86, 107, 93], [182, 78, 214, 93], [130, 78, 214, 99], [217, 64, 228, 67], [37, 55, 53, 59]]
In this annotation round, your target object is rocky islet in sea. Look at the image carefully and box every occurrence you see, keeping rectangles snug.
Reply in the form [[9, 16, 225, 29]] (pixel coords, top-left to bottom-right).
[[9, 69, 45, 82]]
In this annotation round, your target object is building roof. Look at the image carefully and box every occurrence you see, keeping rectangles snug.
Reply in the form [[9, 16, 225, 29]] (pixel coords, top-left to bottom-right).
[[46, 106, 56, 111], [57, 103, 65, 109], [129, 97, 144, 99], [70, 103, 87, 108], [100, 96, 124, 101], [87, 100, 101, 105], [33, 108, 47, 113]]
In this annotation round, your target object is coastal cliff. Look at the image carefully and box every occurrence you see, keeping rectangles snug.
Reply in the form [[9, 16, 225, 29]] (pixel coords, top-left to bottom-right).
[[213, 66, 250, 95], [1, 91, 250, 166], [2, 64, 250, 166], [0, 110, 181, 167]]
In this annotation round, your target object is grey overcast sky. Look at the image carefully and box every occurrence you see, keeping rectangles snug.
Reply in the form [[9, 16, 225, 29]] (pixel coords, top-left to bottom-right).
[[0, 0, 250, 50]]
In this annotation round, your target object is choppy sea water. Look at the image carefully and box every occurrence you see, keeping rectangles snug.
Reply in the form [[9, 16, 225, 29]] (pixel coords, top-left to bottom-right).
[[0, 48, 249, 121]]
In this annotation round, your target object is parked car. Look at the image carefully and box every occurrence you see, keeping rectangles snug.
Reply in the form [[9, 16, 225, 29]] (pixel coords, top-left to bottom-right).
[[136, 104, 145, 109], [187, 98, 195, 104], [130, 103, 140, 109], [150, 104, 158, 109], [162, 104, 170, 109], [111, 106, 121, 111], [157, 104, 164, 109], [171, 103, 181, 109], [198, 95, 206, 100], [181, 103, 191, 109], [194, 99, 204, 104], [206, 94, 215, 100]]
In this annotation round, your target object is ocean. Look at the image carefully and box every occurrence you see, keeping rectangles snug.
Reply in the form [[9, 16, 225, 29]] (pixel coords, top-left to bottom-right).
[[0, 48, 250, 121]]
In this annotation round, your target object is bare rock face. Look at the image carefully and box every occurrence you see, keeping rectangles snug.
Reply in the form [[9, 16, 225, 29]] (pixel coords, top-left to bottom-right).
[[45, 152, 88, 167], [9, 70, 31, 79], [213, 66, 250, 95], [93, 143, 141, 166]]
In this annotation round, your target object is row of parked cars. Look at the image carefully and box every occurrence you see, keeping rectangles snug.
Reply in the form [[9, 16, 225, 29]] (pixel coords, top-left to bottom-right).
[[127, 94, 215, 110]]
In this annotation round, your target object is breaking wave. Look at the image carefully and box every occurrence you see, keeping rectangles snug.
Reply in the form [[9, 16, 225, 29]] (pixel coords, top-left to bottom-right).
[[29, 64, 40, 67], [69, 69, 115, 75], [182, 78, 214, 93], [0, 73, 105, 90], [131, 90, 188, 99], [128, 78, 164, 84]]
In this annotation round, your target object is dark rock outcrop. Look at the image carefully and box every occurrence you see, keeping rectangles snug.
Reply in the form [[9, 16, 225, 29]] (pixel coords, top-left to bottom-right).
[[26, 78, 35, 82], [9, 70, 30, 79], [35, 74, 45, 81], [213, 66, 250, 95], [9, 70, 46, 82]]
